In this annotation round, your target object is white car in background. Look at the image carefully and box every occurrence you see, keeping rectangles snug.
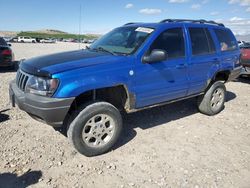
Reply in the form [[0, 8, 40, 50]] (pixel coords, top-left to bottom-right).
[[40, 38, 56, 43], [17, 36, 36, 43]]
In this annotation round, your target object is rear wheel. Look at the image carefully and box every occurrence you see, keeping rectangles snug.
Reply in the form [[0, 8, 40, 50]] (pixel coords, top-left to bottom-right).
[[197, 81, 226, 116], [67, 101, 122, 156]]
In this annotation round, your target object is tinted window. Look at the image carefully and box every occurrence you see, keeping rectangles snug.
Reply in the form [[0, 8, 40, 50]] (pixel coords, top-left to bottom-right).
[[205, 29, 216, 53], [149, 28, 185, 59], [214, 29, 237, 51], [189, 28, 215, 56], [0, 37, 7, 46]]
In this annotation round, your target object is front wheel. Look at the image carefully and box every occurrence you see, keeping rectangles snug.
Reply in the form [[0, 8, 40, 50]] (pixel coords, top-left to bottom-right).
[[67, 101, 122, 157], [197, 81, 226, 116]]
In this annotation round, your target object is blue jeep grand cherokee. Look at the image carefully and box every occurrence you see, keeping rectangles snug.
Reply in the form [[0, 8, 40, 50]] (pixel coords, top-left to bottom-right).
[[9, 19, 241, 156]]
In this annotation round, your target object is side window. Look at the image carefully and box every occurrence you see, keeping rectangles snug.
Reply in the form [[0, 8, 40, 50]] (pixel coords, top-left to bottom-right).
[[149, 28, 185, 59], [189, 28, 214, 56], [214, 29, 237, 52], [204, 29, 216, 53]]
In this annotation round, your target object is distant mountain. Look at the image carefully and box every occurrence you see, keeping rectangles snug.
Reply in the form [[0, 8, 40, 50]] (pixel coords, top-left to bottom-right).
[[0, 29, 101, 40], [0, 31, 18, 37], [236, 34, 250, 42], [34, 29, 68, 34]]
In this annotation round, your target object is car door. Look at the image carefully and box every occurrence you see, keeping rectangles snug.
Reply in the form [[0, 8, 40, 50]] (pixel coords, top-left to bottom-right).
[[134, 27, 189, 108], [186, 26, 218, 95], [213, 28, 240, 71]]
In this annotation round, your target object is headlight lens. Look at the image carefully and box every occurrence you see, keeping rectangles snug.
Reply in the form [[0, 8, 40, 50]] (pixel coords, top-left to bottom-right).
[[26, 76, 59, 97]]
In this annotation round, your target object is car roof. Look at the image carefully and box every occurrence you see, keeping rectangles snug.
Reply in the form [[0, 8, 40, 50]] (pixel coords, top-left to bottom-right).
[[122, 19, 226, 30]]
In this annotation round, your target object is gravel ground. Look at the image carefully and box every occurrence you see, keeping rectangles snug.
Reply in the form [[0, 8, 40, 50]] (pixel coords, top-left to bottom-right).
[[0, 43, 250, 188]]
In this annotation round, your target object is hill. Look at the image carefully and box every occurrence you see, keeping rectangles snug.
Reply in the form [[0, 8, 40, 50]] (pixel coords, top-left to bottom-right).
[[0, 31, 18, 37], [0, 29, 100, 40], [34, 29, 68, 35]]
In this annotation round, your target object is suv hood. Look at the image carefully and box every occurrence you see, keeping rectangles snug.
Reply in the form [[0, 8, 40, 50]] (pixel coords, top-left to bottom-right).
[[20, 50, 127, 77]]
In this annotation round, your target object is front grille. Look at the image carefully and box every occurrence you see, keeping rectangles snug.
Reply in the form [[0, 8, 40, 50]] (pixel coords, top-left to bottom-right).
[[16, 70, 30, 91]]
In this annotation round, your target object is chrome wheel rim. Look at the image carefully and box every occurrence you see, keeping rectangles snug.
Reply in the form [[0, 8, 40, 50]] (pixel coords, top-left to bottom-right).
[[210, 88, 224, 110], [82, 114, 115, 148]]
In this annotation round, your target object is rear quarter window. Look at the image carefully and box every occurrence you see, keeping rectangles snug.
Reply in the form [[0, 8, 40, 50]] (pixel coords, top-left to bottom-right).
[[214, 29, 237, 52]]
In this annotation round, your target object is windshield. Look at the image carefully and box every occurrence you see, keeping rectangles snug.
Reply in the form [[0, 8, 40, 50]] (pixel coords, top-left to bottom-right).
[[90, 26, 154, 55]]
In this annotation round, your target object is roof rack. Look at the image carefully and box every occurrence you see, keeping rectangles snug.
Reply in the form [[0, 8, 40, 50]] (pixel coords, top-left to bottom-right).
[[160, 19, 225, 27], [124, 22, 140, 26]]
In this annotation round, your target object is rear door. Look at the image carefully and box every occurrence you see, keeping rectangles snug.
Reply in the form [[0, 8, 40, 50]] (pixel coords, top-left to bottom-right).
[[186, 26, 218, 95], [213, 28, 240, 70]]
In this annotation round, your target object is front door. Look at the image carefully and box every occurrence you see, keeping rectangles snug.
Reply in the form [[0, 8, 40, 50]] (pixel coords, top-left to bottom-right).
[[134, 27, 189, 108]]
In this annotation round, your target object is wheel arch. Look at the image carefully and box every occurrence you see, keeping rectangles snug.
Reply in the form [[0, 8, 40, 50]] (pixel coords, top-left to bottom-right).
[[206, 69, 231, 89], [61, 84, 134, 134], [66, 84, 134, 116]]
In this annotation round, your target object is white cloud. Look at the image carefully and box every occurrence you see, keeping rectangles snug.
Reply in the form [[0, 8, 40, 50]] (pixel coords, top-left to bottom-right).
[[169, 0, 189, 3], [228, 0, 250, 6], [246, 7, 250, 11], [139, 8, 162, 15], [125, 3, 134, 9], [191, 4, 201, 9], [220, 17, 250, 35], [230, 16, 244, 21], [210, 11, 219, 15]]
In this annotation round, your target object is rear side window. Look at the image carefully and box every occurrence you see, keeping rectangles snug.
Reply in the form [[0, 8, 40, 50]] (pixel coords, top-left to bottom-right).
[[189, 28, 215, 56], [149, 28, 185, 59], [214, 29, 237, 52]]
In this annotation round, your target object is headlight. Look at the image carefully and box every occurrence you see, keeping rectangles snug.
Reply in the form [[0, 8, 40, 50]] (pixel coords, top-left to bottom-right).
[[26, 76, 59, 97]]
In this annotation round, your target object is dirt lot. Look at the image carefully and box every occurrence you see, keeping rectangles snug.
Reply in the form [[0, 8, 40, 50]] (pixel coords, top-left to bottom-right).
[[0, 43, 250, 188]]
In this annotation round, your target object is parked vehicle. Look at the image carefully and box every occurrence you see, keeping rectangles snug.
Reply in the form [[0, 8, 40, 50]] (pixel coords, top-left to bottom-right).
[[238, 41, 245, 47], [0, 37, 15, 68], [3, 37, 12, 42], [240, 43, 250, 76], [40, 38, 56, 43], [17, 36, 36, 43], [83, 39, 97, 44], [9, 19, 241, 156], [10, 37, 18, 43]]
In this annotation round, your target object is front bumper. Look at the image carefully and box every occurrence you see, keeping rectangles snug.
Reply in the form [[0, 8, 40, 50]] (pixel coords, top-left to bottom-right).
[[228, 66, 242, 81], [9, 81, 75, 127]]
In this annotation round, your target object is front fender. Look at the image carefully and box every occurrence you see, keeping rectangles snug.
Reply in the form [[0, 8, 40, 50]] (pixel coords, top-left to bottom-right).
[[52, 65, 133, 98]]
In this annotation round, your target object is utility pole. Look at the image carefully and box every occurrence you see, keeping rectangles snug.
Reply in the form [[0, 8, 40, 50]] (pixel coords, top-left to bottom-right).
[[78, 4, 82, 50]]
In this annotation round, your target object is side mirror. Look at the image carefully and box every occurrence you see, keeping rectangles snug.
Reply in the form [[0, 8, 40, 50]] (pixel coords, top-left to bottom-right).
[[143, 49, 167, 63], [8, 43, 12, 47]]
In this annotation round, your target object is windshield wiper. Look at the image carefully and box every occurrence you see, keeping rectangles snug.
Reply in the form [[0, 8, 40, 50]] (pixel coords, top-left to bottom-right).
[[113, 51, 128, 56], [91, 47, 116, 55]]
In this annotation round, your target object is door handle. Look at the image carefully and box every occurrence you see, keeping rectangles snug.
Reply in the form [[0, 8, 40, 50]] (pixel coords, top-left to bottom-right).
[[176, 64, 186, 69]]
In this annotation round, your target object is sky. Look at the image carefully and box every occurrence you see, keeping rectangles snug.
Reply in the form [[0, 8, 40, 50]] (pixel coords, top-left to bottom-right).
[[0, 0, 250, 35]]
